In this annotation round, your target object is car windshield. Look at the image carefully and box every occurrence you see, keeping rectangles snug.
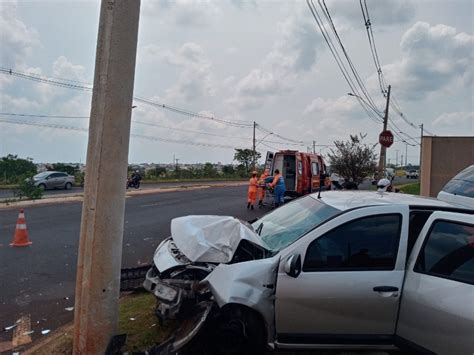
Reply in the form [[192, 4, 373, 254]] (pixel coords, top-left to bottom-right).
[[252, 196, 340, 252], [33, 172, 51, 179]]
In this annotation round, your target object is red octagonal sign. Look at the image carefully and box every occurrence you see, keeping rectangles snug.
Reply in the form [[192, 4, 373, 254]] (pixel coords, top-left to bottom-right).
[[379, 130, 394, 148]]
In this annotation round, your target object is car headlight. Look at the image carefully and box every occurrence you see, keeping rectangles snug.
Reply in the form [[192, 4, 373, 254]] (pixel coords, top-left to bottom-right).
[[154, 283, 179, 302]]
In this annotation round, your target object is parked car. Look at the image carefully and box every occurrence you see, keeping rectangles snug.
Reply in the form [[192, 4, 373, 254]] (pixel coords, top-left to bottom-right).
[[438, 165, 474, 209], [144, 191, 473, 354], [29, 171, 75, 190], [406, 169, 419, 179]]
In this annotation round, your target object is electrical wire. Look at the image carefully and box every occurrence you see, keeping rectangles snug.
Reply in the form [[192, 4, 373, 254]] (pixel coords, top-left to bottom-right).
[[0, 117, 243, 149]]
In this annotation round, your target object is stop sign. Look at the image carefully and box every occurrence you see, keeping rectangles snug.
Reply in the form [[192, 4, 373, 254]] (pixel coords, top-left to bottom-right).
[[379, 130, 394, 148]]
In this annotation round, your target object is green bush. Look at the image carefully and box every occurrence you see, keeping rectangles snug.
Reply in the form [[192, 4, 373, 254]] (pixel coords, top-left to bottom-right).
[[13, 180, 43, 200]]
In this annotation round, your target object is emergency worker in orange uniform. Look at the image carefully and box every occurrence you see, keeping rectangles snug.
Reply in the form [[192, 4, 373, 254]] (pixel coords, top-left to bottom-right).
[[247, 171, 258, 210], [257, 169, 269, 208]]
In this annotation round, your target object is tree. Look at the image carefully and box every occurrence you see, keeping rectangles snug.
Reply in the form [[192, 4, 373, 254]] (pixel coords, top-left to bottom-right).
[[233, 149, 261, 174], [51, 163, 79, 176], [0, 154, 37, 184], [328, 134, 377, 187], [203, 162, 217, 178]]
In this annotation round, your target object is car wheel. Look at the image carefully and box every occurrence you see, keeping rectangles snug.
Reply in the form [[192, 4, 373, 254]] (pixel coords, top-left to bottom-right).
[[204, 306, 266, 355], [65, 182, 72, 190], [38, 183, 46, 191]]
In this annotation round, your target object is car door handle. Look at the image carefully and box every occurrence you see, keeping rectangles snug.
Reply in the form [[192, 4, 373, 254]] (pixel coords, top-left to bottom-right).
[[373, 286, 398, 292]]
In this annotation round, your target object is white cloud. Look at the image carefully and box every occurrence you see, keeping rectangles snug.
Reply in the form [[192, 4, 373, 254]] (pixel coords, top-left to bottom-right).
[[433, 111, 474, 128], [230, 6, 324, 110], [142, 0, 221, 27], [328, 0, 416, 27], [161, 43, 215, 102], [0, 1, 40, 67], [380, 22, 473, 100]]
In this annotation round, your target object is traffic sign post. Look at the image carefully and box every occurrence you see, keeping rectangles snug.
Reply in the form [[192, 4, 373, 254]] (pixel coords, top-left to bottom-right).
[[379, 130, 394, 148]]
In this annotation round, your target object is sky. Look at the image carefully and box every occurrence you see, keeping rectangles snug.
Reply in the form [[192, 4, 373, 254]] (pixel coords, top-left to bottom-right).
[[0, 0, 472, 165]]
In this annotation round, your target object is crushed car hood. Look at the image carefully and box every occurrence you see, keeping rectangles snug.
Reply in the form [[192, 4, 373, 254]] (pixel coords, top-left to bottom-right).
[[171, 215, 265, 263]]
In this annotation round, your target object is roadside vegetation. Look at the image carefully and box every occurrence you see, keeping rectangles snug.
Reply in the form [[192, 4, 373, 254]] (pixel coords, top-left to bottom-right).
[[397, 182, 420, 195]]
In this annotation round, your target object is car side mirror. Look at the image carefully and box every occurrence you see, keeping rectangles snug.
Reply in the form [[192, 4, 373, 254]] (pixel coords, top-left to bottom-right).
[[284, 254, 301, 278]]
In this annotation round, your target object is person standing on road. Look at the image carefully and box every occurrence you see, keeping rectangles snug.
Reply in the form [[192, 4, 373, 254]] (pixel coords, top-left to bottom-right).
[[247, 171, 258, 210], [257, 169, 269, 208], [270, 169, 286, 208]]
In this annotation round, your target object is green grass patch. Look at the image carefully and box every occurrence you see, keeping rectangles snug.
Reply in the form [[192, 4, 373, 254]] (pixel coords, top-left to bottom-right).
[[118, 291, 174, 352], [397, 182, 420, 195]]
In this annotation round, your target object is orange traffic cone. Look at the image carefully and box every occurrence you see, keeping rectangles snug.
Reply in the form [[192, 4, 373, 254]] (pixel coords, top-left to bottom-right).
[[10, 209, 32, 247]]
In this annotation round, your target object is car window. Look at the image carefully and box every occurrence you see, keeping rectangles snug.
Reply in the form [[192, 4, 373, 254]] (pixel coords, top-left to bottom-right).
[[414, 220, 474, 285], [407, 211, 433, 259], [311, 162, 318, 175], [304, 214, 402, 272], [441, 179, 474, 198], [58, 173, 67, 177]]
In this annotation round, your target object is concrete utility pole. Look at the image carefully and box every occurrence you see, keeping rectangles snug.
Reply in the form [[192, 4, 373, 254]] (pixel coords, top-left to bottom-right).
[[73, 1, 140, 354], [378, 85, 391, 178], [396, 149, 399, 166], [313, 140, 316, 154], [405, 142, 408, 166], [419, 123, 424, 170], [252, 121, 256, 170]]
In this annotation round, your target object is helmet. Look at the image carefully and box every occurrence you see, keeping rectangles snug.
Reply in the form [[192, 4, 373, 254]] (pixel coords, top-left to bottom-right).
[[377, 178, 392, 192], [135, 170, 139, 173]]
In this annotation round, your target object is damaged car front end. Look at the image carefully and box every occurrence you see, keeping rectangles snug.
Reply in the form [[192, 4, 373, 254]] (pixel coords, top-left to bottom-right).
[[143, 215, 277, 353]]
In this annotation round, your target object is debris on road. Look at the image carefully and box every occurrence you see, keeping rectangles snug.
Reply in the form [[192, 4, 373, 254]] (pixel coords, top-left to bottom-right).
[[64, 307, 74, 312], [3, 324, 17, 331], [41, 329, 50, 335]]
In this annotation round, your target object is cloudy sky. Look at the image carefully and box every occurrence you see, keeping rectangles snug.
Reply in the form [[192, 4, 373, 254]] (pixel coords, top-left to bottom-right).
[[0, 0, 472, 165]]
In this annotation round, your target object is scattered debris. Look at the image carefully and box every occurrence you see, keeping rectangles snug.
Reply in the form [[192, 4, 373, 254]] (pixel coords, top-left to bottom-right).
[[129, 318, 136, 321], [22, 330, 34, 336], [64, 296, 69, 300], [65, 307, 74, 312], [12, 352, 19, 355], [41, 329, 50, 335], [151, 323, 157, 327], [3, 324, 17, 331]]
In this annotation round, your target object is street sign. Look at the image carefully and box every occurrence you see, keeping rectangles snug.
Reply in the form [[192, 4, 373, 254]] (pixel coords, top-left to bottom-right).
[[379, 130, 394, 148]]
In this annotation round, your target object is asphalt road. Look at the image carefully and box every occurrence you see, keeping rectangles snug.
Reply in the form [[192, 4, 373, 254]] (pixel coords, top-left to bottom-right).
[[0, 185, 267, 348], [0, 180, 245, 200]]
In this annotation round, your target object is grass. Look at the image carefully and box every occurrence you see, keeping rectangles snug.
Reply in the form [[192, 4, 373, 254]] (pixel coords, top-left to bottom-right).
[[24, 291, 173, 354], [396, 182, 420, 195], [118, 291, 174, 352]]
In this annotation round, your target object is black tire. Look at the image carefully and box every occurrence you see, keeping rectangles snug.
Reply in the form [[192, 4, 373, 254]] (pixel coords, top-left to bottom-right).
[[203, 306, 266, 355], [65, 182, 72, 190], [38, 183, 46, 191]]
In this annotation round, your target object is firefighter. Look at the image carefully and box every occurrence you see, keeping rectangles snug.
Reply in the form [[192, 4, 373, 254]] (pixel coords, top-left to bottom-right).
[[270, 169, 286, 208], [257, 169, 270, 208], [247, 171, 258, 210]]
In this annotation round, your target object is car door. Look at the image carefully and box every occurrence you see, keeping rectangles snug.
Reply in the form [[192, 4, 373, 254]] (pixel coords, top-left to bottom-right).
[[275, 205, 409, 347], [396, 211, 474, 355]]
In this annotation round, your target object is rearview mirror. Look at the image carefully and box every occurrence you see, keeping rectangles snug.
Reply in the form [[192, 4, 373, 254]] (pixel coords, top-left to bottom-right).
[[284, 254, 301, 278]]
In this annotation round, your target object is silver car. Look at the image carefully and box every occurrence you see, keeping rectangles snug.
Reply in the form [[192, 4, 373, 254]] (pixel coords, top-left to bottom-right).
[[145, 191, 474, 354], [30, 171, 75, 190]]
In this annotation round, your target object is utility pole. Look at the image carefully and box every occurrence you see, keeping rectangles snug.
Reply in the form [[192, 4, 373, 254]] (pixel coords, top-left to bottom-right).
[[313, 140, 316, 154], [419, 123, 424, 171], [377, 85, 391, 178], [395, 150, 399, 166], [73, 1, 140, 354], [252, 121, 256, 171], [401, 154, 404, 168], [405, 143, 408, 166]]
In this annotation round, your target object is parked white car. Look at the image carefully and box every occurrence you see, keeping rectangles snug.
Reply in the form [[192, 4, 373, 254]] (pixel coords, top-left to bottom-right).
[[406, 169, 419, 179], [438, 165, 474, 209], [145, 191, 473, 354]]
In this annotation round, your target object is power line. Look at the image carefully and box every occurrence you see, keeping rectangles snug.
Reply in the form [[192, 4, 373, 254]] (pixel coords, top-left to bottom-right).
[[0, 117, 243, 149], [306, 0, 384, 126], [1, 67, 314, 145]]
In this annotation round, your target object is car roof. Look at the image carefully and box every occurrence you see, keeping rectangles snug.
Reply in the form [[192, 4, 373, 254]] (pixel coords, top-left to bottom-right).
[[310, 190, 458, 211]]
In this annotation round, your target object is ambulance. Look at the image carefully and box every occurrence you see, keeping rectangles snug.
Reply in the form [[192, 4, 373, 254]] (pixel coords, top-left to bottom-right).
[[264, 150, 331, 197]]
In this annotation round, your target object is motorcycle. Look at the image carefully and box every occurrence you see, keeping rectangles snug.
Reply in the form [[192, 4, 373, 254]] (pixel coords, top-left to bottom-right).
[[126, 178, 140, 189]]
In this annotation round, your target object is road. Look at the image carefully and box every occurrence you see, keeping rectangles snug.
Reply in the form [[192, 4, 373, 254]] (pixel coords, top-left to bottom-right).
[[0, 180, 245, 200], [0, 185, 266, 348]]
